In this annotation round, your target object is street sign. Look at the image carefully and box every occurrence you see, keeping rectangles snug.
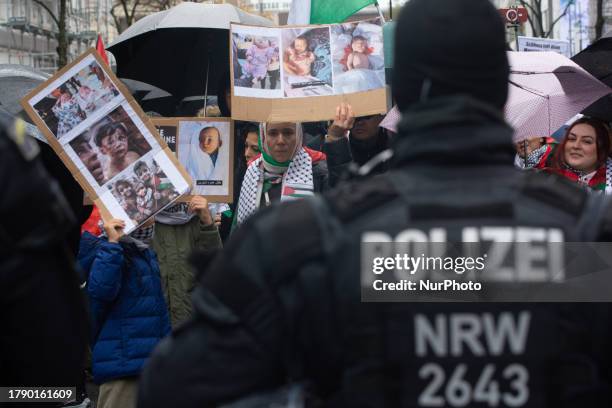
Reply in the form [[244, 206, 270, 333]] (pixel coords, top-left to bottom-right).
[[518, 36, 571, 57], [499, 7, 529, 25]]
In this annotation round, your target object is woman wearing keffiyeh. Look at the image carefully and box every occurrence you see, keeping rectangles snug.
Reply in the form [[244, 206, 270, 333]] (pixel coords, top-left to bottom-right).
[[518, 118, 612, 194], [236, 121, 331, 225]]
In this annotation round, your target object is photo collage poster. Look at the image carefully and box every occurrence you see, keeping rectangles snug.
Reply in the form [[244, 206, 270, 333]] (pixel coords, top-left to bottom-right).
[[231, 18, 386, 100], [21, 50, 192, 234], [153, 118, 234, 203]]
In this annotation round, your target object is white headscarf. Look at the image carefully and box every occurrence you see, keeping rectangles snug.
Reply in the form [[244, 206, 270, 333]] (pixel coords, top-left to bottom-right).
[[235, 122, 314, 225]]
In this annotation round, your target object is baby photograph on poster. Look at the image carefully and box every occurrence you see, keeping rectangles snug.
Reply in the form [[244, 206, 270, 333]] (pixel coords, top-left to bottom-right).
[[178, 119, 232, 199], [282, 26, 334, 97], [232, 25, 282, 98], [331, 18, 386, 94]]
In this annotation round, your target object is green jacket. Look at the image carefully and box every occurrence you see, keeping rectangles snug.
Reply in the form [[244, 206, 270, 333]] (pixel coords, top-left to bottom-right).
[[152, 217, 222, 327]]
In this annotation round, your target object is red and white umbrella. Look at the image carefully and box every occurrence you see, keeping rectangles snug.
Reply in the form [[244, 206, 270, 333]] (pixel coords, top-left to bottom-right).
[[379, 52, 611, 141]]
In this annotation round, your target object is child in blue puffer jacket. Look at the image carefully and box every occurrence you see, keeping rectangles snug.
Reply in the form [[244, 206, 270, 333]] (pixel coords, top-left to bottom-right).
[[78, 218, 170, 408]]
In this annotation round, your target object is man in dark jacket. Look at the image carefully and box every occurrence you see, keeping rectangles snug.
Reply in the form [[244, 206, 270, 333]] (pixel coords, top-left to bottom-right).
[[138, 1, 612, 407], [0, 116, 88, 400]]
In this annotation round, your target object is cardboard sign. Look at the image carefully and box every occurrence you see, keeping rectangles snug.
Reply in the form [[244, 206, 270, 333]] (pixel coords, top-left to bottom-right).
[[21, 49, 192, 234], [152, 117, 234, 203], [153, 118, 178, 153], [231, 18, 388, 122]]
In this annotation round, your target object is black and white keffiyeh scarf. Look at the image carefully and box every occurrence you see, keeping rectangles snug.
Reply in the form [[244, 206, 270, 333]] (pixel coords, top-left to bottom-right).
[[514, 144, 548, 169], [606, 157, 612, 195], [236, 147, 314, 225], [99, 220, 155, 250]]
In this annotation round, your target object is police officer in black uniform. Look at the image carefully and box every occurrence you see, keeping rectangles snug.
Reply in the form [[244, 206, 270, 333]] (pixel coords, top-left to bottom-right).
[[0, 115, 88, 401], [138, 0, 612, 406]]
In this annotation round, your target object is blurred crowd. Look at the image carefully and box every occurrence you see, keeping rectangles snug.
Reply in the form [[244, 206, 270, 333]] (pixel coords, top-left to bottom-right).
[[3, 0, 612, 407]]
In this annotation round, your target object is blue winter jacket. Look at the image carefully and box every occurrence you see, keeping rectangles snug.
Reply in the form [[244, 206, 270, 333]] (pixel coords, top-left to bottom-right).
[[78, 232, 171, 384]]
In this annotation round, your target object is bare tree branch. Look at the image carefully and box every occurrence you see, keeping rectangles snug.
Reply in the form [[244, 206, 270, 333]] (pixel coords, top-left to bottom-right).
[[532, 0, 546, 37], [129, 0, 143, 26], [111, 0, 181, 32], [519, 0, 571, 38], [32, 0, 60, 27], [595, 0, 604, 40], [519, 0, 539, 18], [110, 5, 123, 33], [121, 0, 130, 24], [33, 0, 68, 67], [545, 0, 572, 38], [519, 0, 542, 37], [518, 0, 543, 36]]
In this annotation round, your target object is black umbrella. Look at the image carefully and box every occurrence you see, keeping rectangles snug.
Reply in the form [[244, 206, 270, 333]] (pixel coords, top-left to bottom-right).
[[572, 30, 612, 121], [119, 78, 178, 117], [107, 3, 272, 103]]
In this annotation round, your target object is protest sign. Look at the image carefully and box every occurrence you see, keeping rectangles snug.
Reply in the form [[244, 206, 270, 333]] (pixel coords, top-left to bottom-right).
[[153, 117, 234, 203], [21, 49, 192, 234], [231, 18, 388, 122], [153, 118, 178, 153]]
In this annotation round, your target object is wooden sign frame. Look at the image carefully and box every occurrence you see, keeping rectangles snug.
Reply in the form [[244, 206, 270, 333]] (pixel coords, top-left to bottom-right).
[[153, 117, 235, 204], [21, 49, 193, 234]]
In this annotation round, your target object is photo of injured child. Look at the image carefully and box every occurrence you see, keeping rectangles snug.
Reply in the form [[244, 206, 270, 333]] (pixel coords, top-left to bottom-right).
[[31, 59, 120, 139], [232, 31, 281, 94], [282, 27, 334, 97], [108, 158, 180, 225], [68, 105, 153, 186], [178, 120, 231, 197], [331, 18, 386, 94]]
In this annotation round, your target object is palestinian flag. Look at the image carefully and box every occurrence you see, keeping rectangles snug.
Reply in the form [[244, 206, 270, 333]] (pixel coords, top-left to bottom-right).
[[287, 0, 377, 24], [157, 177, 173, 191], [283, 184, 314, 199]]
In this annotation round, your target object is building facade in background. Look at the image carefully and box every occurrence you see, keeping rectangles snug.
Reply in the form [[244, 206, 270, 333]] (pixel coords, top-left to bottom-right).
[[0, 0, 116, 73], [0, 0, 602, 74], [239, 0, 290, 24], [587, 0, 612, 40]]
